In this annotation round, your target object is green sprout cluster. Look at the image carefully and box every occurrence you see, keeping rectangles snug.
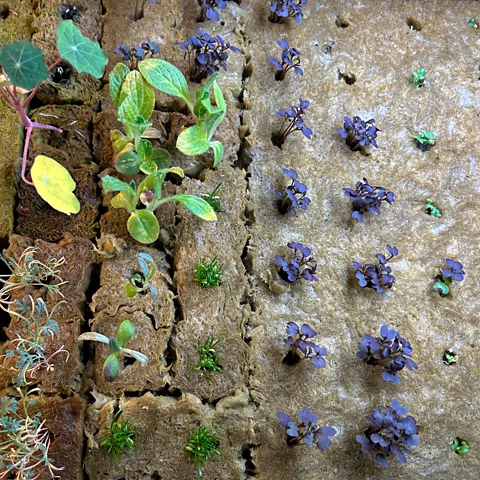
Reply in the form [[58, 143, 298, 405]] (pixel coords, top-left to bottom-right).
[[194, 254, 225, 288], [413, 131, 435, 147], [125, 253, 157, 298], [443, 348, 458, 365], [185, 425, 220, 477], [452, 437, 469, 455], [468, 17, 478, 29], [202, 183, 224, 214], [195, 336, 222, 373], [425, 198, 442, 218], [411, 68, 426, 87], [100, 409, 134, 463]]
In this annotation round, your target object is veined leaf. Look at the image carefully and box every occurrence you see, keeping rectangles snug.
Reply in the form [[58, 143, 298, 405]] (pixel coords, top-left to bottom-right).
[[115, 151, 141, 175], [122, 70, 155, 121], [137, 139, 153, 161], [176, 125, 209, 156], [111, 191, 135, 212], [150, 148, 170, 170], [127, 210, 160, 244], [162, 194, 217, 221], [110, 63, 130, 108], [102, 175, 131, 193], [210, 141, 224, 167], [110, 129, 131, 154], [57, 20, 108, 78]]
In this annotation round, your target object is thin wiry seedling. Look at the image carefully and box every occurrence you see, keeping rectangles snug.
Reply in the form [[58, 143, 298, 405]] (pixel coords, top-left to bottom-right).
[[185, 425, 220, 477], [201, 183, 224, 213], [0, 246, 66, 311], [0, 387, 63, 479], [195, 336, 222, 373], [1, 297, 69, 387], [194, 255, 225, 287], [100, 409, 134, 463]]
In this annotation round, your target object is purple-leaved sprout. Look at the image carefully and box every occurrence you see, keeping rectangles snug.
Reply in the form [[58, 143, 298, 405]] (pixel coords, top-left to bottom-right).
[[269, 40, 302, 81], [277, 407, 336, 452], [356, 399, 420, 467], [337, 116, 380, 153], [179, 29, 241, 83], [275, 168, 310, 216], [198, 0, 227, 22], [284, 322, 327, 368], [343, 178, 395, 222], [273, 98, 312, 148], [353, 245, 398, 294], [357, 326, 418, 384], [269, 0, 308, 24], [433, 259, 465, 297], [274, 242, 318, 283], [114, 37, 160, 69]]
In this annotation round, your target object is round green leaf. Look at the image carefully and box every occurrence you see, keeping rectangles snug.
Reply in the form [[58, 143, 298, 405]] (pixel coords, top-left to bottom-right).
[[31, 155, 80, 215], [433, 281, 449, 295], [103, 354, 120, 382], [56, 20, 108, 78], [115, 151, 141, 175], [125, 283, 138, 298], [0, 41, 48, 91], [176, 126, 209, 156], [150, 148, 170, 169], [117, 320, 136, 348], [127, 210, 160, 244]]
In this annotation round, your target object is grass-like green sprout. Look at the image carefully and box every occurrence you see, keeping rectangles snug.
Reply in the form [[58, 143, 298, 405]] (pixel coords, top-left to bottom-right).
[[201, 183, 224, 214], [100, 409, 134, 463], [194, 254, 225, 288], [185, 425, 220, 477], [78, 320, 147, 382], [413, 131, 435, 151], [468, 17, 478, 29], [0, 246, 66, 311], [425, 198, 442, 218], [0, 297, 68, 387], [443, 348, 458, 365], [195, 336, 222, 373], [125, 253, 157, 299], [452, 437, 469, 455], [411, 68, 426, 88], [0, 388, 62, 479]]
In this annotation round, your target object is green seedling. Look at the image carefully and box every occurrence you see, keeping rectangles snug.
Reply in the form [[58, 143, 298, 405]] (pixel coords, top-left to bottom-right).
[[100, 409, 134, 463], [452, 438, 469, 455], [195, 336, 222, 373], [0, 21, 107, 214], [468, 17, 478, 29], [125, 253, 157, 298], [185, 425, 220, 477], [443, 348, 458, 365], [413, 131, 435, 150], [425, 198, 441, 218], [202, 183, 224, 213], [78, 320, 147, 382], [411, 68, 426, 87], [1, 297, 68, 387], [194, 254, 225, 287], [0, 388, 62, 479]]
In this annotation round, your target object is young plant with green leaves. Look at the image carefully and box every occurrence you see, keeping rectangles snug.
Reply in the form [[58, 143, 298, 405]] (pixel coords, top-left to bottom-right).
[[100, 409, 134, 463], [413, 131, 435, 151], [468, 17, 478, 29], [195, 336, 222, 372], [0, 388, 62, 479], [185, 425, 220, 477], [411, 68, 426, 87], [433, 259, 465, 297], [1, 297, 68, 387], [202, 182, 224, 213], [452, 437, 469, 455], [125, 252, 157, 298], [194, 254, 224, 287], [443, 348, 458, 365], [425, 198, 441, 218], [78, 320, 147, 382], [0, 20, 107, 215]]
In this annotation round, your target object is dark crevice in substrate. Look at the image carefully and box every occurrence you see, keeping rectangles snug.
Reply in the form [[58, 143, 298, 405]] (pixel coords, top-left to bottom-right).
[[335, 15, 350, 28], [338, 69, 356, 85], [0, 5, 10, 19], [407, 16, 422, 32], [241, 443, 258, 477]]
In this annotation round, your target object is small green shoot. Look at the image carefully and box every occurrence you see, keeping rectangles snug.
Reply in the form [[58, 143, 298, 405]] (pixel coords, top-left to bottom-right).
[[425, 198, 441, 218], [194, 254, 224, 288], [443, 348, 458, 365], [100, 409, 134, 463], [413, 131, 435, 147], [468, 17, 478, 29], [195, 336, 222, 373], [78, 320, 148, 381], [411, 68, 426, 87], [125, 253, 157, 298], [202, 183, 224, 213], [452, 437, 469, 455], [185, 425, 220, 477]]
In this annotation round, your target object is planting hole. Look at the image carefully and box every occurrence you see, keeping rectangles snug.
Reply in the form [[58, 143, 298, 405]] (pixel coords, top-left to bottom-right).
[[282, 350, 302, 366], [335, 15, 350, 28], [323, 41, 336, 55], [50, 61, 73, 83], [59, 4, 81, 21], [124, 356, 136, 368], [338, 70, 356, 85], [0, 5, 10, 19], [407, 17, 422, 32]]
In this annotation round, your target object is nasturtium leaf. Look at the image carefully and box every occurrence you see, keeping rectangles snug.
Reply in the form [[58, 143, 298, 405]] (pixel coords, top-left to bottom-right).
[[30, 155, 80, 215], [138, 59, 192, 111], [127, 210, 160, 244], [176, 125, 209, 156], [110, 129, 131, 154], [166, 194, 217, 221], [210, 141, 224, 167], [125, 283, 138, 297], [117, 320, 135, 348], [115, 151, 141, 175], [137, 139, 153, 161], [0, 41, 48, 91], [150, 148, 170, 169], [57, 20, 108, 78], [103, 354, 120, 382], [122, 70, 155, 121], [102, 175, 131, 193], [110, 63, 129, 108]]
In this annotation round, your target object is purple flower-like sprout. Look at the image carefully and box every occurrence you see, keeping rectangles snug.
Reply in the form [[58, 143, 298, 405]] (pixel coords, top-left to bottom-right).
[[283, 322, 327, 368], [274, 242, 318, 283], [179, 29, 241, 83], [337, 116, 380, 153], [198, 0, 228, 22], [277, 407, 336, 452], [433, 259, 465, 297], [269, 0, 308, 24], [343, 178, 394, 223], [114, 37, 160, 69], [134, 0, 159, 21], [357, 326, 418, 384], [275, 168, 311, 216], [269, 39, 303, 81], [352, 245, 398, 294], [273, 98, 312, 148], [356, 399, 420, 467]]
